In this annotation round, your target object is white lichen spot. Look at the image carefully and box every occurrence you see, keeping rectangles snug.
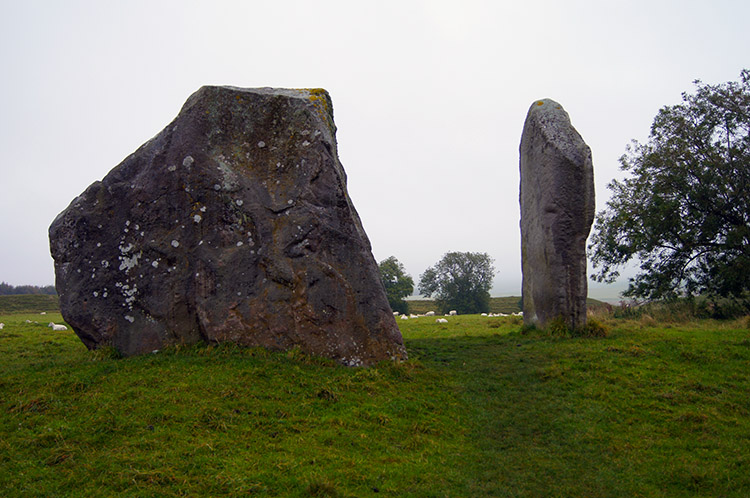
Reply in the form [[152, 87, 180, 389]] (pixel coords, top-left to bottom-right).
[[193, 214, 202, 223], [118, 251, 142, 272], [168, 165, 177, 172], [214, 184, 222, 191], [171, 240, 180, 248], [101, 260, 109, 268], [257, 141, 266, 148], [124, 315, 135, 323], [236, 241, 243, 247], [302, 140, 311, 146], [236, 199, 243, 206], [151, 260, 159, 268], [198, 240, 204, 246], [200, 206, 207, 212], [287, 199, 293, 205], [183, 156, 194, 167], [93, 291, 99, 297], [125, 221, 131, 227], [96, 242, 102, 248]]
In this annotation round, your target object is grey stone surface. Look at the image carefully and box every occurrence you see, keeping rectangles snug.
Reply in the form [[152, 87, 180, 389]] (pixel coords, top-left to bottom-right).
[[519, 99, 595, 330], [49, 86, 407, 365]]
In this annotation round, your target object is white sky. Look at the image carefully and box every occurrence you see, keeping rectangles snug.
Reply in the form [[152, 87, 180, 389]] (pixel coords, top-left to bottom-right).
[[1, 0, 747, 299]]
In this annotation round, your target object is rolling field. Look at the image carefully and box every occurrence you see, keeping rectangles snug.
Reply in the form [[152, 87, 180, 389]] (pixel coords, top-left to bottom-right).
[[1, 306, 749, 497]]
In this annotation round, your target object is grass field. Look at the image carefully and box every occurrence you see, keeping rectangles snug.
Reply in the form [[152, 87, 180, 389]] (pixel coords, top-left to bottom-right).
[[1, 307, 749, 497], [406, 296, 609, 315], [0, 294, 60, 314]]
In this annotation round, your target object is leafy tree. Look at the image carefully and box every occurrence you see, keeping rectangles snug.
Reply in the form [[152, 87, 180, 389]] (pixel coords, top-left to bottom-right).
[[0, 282, 57, 295], [378, 256, 414, 315], [418, 252, 496, 314], [589, 70, 750, 309]]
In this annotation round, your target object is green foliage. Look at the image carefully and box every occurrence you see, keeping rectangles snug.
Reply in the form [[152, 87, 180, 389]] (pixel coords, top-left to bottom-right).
[[590, 70, 750, 310], [0, 282, 56, 296], [615, 296, 750, 322], [418, 251, 496, 314], [3, 311, 750, 496], [377, 256, 413, 315]]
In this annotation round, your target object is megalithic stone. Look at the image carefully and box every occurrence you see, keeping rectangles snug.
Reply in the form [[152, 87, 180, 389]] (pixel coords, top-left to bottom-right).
[[49, 86, 407, 366], [519, 99, 595, 330]]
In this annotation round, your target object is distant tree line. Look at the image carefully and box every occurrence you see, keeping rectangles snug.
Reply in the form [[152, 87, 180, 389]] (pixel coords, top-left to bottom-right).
[[0, 282, 57, 296]]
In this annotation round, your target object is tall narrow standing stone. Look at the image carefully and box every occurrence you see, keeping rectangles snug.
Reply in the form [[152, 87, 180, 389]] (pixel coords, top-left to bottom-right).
[[49, 86, 407, 366], [519, 99, 595, 330]]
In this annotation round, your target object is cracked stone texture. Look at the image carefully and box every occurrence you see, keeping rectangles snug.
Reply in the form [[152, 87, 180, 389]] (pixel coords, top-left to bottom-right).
[[49, 86, 406, 365], [519, 99, 595, 330]]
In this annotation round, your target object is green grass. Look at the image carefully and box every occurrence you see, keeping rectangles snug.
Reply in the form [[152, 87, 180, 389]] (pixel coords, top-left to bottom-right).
[[1, 311, 750, 496], [0, 294, 59, 314], [407, 296, 608, 315]]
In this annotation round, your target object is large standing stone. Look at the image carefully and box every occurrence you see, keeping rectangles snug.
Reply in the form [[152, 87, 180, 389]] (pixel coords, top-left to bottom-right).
[[49, 86, 407, 366], [519, 99, 595, 330]]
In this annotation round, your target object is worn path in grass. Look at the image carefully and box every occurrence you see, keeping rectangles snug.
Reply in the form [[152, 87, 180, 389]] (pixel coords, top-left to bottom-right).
[[405, 315, 750, 497], [1, 312, 749, 497]]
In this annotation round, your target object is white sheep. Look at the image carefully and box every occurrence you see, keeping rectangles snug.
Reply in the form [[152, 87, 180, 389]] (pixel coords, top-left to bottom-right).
[[0, 323, 4, 330], [48, 322, 68, 331], [449, 310, 457, 316], [436, 318, 448, 324], [425, 311, 435, 316], [400, 315, 409, 320]]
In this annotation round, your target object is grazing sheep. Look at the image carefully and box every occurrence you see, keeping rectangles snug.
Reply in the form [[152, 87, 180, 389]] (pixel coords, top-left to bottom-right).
[[0, 323, 4, 330], [449, 310, 457, 316], [48, 322, 68, 331], [40, 312, 47, 315], [400, 315, 409, 320], [436, 318, 448, 324], [425, 311, 435, 316]]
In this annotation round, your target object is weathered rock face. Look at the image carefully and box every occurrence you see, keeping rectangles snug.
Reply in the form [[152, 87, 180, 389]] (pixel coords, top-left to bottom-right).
[[519, 99, 595, 330], [49, 86, 406, 365]]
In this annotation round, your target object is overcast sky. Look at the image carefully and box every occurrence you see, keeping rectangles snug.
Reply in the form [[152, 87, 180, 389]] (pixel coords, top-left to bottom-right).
[[1, 0, 748, 299]]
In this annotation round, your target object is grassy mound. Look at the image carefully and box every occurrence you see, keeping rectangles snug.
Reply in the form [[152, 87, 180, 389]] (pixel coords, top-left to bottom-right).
[[0, 294, 60, 314]]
